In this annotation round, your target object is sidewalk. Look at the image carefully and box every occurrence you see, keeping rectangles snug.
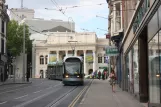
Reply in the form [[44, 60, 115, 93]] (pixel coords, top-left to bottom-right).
[[79, 79, 146, 107]]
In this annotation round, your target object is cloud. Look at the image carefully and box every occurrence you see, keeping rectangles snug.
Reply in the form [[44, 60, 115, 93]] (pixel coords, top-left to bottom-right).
[[6, 0, 109, 37]]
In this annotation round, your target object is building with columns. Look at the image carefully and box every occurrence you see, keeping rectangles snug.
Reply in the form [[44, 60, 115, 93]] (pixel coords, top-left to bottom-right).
[[31, 32, 109, 78]]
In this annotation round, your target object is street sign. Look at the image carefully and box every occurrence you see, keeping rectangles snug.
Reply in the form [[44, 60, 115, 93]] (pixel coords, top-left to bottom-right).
[[106, 47, 119, 56]]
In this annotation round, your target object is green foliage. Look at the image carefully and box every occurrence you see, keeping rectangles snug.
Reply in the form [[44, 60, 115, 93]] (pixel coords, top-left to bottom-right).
[[7, 20, 32, 57]]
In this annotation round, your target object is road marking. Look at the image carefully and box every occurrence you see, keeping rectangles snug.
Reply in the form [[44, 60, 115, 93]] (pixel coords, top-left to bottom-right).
[[80, 80, 93, 104], [14, 85, 62, 107], [0, 101, 7, 105], [0, 81, 60, 95], [45, 87, 77, 107], [15, 94, 28, 100], [68, 79, 93, 107], [33, 90, 42, 93], [0, 84, 25, 91]]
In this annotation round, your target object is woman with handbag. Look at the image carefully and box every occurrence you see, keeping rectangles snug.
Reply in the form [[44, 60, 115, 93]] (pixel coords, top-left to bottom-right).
[[109, 70, 117, 93]]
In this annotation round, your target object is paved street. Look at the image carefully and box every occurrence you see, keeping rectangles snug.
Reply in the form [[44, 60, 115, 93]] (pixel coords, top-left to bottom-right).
[[0, 79, 92, 107], [78, 79, 146, 107]]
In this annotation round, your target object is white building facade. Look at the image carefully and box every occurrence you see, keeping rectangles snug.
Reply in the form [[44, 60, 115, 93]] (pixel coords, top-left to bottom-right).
[[32, 32, 109, 78]]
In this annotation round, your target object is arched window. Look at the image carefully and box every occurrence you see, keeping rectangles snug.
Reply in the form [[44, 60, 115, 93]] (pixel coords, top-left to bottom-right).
[[40, 55, 44, 65], [45, 55, 48, 64]]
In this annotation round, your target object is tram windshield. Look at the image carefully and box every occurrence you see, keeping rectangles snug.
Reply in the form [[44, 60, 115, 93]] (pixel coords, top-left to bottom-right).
[[65, 62, 80, 75]]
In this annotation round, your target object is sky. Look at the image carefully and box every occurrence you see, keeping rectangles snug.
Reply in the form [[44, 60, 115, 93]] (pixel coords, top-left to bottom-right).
[[6, 0, 109, 38]]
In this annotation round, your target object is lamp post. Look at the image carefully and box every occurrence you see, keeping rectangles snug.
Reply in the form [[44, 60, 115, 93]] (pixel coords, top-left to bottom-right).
[[68, 17, 74, 33], [11, 56, 16, 82]]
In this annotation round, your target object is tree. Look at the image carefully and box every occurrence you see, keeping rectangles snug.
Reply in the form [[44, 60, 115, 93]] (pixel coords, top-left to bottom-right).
[[6, 20, 32, 57]]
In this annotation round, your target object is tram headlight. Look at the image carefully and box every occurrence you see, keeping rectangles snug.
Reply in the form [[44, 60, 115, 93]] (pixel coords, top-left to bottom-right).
[[65, 75, 69, 78], [77, 75, 80, 78]]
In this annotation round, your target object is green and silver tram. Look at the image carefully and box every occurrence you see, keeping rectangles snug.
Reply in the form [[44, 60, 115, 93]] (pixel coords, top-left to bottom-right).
[[47, 61, 63, 80], [62, 56, 84, 85]]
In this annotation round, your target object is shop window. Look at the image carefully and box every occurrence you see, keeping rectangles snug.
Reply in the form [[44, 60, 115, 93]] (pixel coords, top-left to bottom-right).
[[132, 41, 139, 94], [40, 55, 44, 65], [149, 49, 153, 56], [148, 31, 160, 103]]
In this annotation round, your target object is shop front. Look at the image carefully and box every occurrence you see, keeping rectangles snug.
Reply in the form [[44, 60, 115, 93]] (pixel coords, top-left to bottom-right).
[[121, 0, 161, 106], [147, 4, 161, 107]]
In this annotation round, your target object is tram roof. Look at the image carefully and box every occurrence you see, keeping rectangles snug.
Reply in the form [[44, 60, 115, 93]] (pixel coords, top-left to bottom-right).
[[63, 56, 83, 62]]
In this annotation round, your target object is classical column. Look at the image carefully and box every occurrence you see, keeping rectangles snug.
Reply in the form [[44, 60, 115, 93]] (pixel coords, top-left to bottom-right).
[[113, 3, 116, 32], [74, 50, 77, 56], [84, 50, 87, 75], [111, 19, 113, 36], [120, 2, 123, 30], [32, 44, 35, 78], [65, 50, 68, 57], [93, 50, 96, 73], [57, 51, 59, 61]]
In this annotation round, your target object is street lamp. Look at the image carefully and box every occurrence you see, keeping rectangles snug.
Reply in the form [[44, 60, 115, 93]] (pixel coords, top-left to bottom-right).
[[68, 17, 74, 33], [68, 41, 78, 56]]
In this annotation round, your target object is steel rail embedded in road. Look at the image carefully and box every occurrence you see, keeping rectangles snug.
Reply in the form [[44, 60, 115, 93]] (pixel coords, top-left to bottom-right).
[[14, 84, 62, 107], [45, 86, 78, 107], [68, 79, 93, 107]]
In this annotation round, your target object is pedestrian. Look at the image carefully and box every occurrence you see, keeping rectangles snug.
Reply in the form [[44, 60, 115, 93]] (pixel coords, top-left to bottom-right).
[[26, 70, 30, 82], [98, 71, 101, 80], [102, 72, 104, 80], [104, 71, 107, 79], [109, 70, 117, 93]]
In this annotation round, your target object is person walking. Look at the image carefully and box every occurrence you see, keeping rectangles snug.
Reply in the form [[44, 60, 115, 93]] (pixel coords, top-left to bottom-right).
[[98, 71, 101, 80], [26, 70, 30, 82], [109, 70, 117, 93]]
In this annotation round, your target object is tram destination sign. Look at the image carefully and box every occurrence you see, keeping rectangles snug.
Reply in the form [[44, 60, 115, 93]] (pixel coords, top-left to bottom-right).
[[105, 46, 119, 56]]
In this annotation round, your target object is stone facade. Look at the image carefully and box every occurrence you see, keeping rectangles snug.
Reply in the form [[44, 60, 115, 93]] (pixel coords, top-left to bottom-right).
[[31, 32, 109, 78]]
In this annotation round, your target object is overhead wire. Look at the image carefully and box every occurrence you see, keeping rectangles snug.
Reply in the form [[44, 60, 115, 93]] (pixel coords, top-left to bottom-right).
[[49, 0, 93, 32]]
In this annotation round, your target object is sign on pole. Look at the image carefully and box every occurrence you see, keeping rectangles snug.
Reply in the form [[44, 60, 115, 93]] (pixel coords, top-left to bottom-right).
[[105, 46, 119, 56]]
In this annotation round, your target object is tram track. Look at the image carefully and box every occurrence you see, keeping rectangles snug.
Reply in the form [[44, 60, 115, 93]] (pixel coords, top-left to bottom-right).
[[46, 79, 93, 107]]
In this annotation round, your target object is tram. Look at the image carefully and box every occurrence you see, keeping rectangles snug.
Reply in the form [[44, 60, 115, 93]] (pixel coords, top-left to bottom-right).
[[47, 61, 63, 80], [62, 56, 84, 85]]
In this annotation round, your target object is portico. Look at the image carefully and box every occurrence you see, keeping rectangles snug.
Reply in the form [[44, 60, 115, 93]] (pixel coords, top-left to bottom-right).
[[32, 32, 108, 78]]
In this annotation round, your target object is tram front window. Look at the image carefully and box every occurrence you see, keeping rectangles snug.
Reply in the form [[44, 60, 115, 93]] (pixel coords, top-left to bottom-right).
[[65, 62, 80, 75]]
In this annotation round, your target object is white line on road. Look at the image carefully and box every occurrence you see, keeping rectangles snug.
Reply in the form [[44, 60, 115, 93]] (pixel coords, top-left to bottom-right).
[[0, 101, 7, 105], [0, 84, 25, 91], [80, 80, 93, 104], [0, 81, 47, 95], [33, 90, 42, 93], [14, 86, 62, 107], [15, 94, 28, 100]]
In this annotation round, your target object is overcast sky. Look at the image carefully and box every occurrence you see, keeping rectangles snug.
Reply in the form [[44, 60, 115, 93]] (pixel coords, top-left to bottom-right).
[[6, 0, 109, 38]]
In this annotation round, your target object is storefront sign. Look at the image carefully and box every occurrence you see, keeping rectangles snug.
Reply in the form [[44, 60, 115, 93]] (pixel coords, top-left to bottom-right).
[[106, 47, 119, 56], [86, 53, 93, 63], [48, 54, 57, 64], [133, 0, 149, 33]]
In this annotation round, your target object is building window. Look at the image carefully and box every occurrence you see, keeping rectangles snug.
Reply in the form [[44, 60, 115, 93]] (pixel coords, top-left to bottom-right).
[[1, 38, 4, 54], [45, 55, 48, 64], [98, 57, 102, 63], [104, 56, 108, 63], [40, 55, 44, 65], [1, 20, 4, 34]]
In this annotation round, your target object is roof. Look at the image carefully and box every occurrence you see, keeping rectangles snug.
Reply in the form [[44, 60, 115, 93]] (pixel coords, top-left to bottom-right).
[[42, 26, 75, 32]]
